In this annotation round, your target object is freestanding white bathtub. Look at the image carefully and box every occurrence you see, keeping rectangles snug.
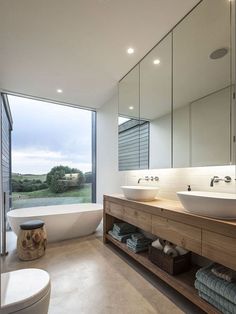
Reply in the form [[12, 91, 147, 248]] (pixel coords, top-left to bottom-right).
[[7, 203, 103, 242]]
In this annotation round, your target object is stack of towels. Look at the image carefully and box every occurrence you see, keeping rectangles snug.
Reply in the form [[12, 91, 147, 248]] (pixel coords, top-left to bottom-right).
[[151, 238, 188, 257], [126, 233, 152, 253], [108, 222, 136, 243], [195, 264, 236, 314]]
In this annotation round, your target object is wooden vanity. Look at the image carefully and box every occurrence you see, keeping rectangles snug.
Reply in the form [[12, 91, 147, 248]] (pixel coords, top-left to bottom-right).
[[103, 194, 236, 314]]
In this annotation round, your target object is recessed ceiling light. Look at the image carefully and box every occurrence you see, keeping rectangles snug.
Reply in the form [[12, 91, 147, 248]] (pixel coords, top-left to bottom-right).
[[127, 48, 134, 54], [57, 89, 63, 93], [129, 106, 134, 110], [153, 59, 160, 65]]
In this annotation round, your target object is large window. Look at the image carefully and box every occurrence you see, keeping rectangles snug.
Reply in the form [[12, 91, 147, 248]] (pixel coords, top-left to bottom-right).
[[8, 95, 96, 209]]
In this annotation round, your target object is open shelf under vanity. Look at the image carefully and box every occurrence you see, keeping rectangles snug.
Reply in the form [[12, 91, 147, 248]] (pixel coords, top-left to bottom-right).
[[105, 234, 220, 314], [103, 194, 236, 314]]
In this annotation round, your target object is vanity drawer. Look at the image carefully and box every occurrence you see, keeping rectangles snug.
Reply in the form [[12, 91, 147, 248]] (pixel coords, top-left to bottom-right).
[[123, 206, 152, 232], [105, 202, 124, 219], [152, 215, 201, 254], [202, 230, 236, 271]]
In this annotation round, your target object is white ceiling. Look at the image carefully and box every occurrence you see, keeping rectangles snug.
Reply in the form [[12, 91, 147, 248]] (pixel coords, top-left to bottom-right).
[[0, 0, 200, 109], [119, 0, 232, 120]]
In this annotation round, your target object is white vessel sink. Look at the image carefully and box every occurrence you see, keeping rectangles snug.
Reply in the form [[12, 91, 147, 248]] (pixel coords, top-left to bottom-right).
[[177, 191, 236, 219], [121, 186, 159, 201]]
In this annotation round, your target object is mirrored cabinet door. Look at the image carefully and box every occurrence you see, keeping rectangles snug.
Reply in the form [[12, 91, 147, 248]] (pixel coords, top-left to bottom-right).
[[173, 0, 232, 167], [140, 33, 172, 169], [118, 65, 141, 171]]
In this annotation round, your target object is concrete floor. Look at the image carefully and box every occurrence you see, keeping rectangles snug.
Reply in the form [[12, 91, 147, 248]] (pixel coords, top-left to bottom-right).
[[1, 227, 204, 314]]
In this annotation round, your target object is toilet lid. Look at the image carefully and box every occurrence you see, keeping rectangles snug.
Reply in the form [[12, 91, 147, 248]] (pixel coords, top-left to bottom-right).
[[1, 268, 50, 313]]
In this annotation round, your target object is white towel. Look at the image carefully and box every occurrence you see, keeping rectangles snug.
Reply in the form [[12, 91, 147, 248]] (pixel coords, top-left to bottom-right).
[[151, 238, 163, 250], [163, 243, 178, 257]]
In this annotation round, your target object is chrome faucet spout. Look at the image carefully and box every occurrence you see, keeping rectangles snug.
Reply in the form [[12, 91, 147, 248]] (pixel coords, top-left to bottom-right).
[[210, 176, 218, 187], [138, 176, 159, 184], [137, 176, 148, 184]]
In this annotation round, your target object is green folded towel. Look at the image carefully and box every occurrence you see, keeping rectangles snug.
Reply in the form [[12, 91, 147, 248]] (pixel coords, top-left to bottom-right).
[[198, 291, 231, 314], [127, 242, 149, 250], [196, 265, 236, 305], [212, 263, 236, 283], [126, 238, 150, 253], [195, 280, 236, 314], [126, 244, 148, 253], [108, 230, 131, 243], [130, 233, 152, 245], [113, 223, 136, 235]]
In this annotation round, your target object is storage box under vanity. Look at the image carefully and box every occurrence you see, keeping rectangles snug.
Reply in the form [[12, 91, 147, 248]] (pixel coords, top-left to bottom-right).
[[148, 245, 192, 275]]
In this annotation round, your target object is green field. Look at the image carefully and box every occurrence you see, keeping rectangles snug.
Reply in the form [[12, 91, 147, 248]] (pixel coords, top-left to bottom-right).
[[12, 184, 92, 209]]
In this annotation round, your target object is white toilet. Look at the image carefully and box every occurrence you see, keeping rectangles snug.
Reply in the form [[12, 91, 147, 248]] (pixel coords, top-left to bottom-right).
[[1, 268, 51, 314]]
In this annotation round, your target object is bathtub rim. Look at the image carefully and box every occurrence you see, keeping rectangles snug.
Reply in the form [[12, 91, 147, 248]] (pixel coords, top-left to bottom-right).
[[7, 203, 103, 218]]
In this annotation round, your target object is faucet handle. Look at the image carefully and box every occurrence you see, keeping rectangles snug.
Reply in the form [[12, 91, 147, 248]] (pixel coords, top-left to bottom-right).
[[224, 176, 231, 183]]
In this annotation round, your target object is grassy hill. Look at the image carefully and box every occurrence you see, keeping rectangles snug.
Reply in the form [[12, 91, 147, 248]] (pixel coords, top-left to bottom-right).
[[12, 173, 47, 182]]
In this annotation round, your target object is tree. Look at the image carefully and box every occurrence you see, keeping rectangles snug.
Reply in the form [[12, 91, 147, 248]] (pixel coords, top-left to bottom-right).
[[46, 165, 85, 193], [12, 179, 23, 192]]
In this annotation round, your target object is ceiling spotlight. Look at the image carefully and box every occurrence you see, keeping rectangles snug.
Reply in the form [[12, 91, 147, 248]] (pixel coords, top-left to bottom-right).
[[153, 59, 160, 65], [209, 48, 228, 60], [57, 89, 63, 93], [127, 48, 134, 54], [129, 106, 134, 110]]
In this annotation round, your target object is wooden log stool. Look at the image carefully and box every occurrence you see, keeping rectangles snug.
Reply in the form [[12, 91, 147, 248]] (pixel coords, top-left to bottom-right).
[[17, 220, 47, 261]]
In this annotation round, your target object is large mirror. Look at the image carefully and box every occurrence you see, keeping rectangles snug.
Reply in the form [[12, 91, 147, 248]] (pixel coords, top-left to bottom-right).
[[118, 0, 235, 171], [140, 33, 172, 169], [118, 65, 143, 171], [173, 0, 232, 167]]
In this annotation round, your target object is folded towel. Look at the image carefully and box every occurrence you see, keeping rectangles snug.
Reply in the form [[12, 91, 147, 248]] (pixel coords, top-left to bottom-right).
[[198, 291, 231, 314], [212, 264, 236, 283], [126, 243, 148, 253], [131, 233, 146, 241], [130, 233, 152, 245], [126, 235, 151, 253], [126, 238, 151, 248], [113, 222, 136, 235], [108, 230, 131, 243], [196, 264, 236, 305], [195, 280, 236, 314]]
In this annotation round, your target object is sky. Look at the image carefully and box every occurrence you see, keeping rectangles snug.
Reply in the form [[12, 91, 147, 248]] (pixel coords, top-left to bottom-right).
[[9, 95, 92, 174]]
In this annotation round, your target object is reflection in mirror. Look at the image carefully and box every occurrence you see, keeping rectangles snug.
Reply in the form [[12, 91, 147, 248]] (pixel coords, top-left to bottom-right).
[[232, 0, 236, 167], [119, 64, 139, 120], [140, 33, 172, 169], [118, 65, 149, 171], [173, 0, 232, 167]]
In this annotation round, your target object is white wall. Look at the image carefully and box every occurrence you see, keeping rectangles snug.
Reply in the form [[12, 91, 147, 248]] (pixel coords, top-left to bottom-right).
[[96, 93, 122, 203], [121, 165, 236, 200]]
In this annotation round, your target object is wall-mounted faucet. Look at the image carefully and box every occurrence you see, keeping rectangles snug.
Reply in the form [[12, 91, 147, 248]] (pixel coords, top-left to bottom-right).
[[137, 176, 148, 184], [210, 176, 232, 187], [138, 176, 159, 184]]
